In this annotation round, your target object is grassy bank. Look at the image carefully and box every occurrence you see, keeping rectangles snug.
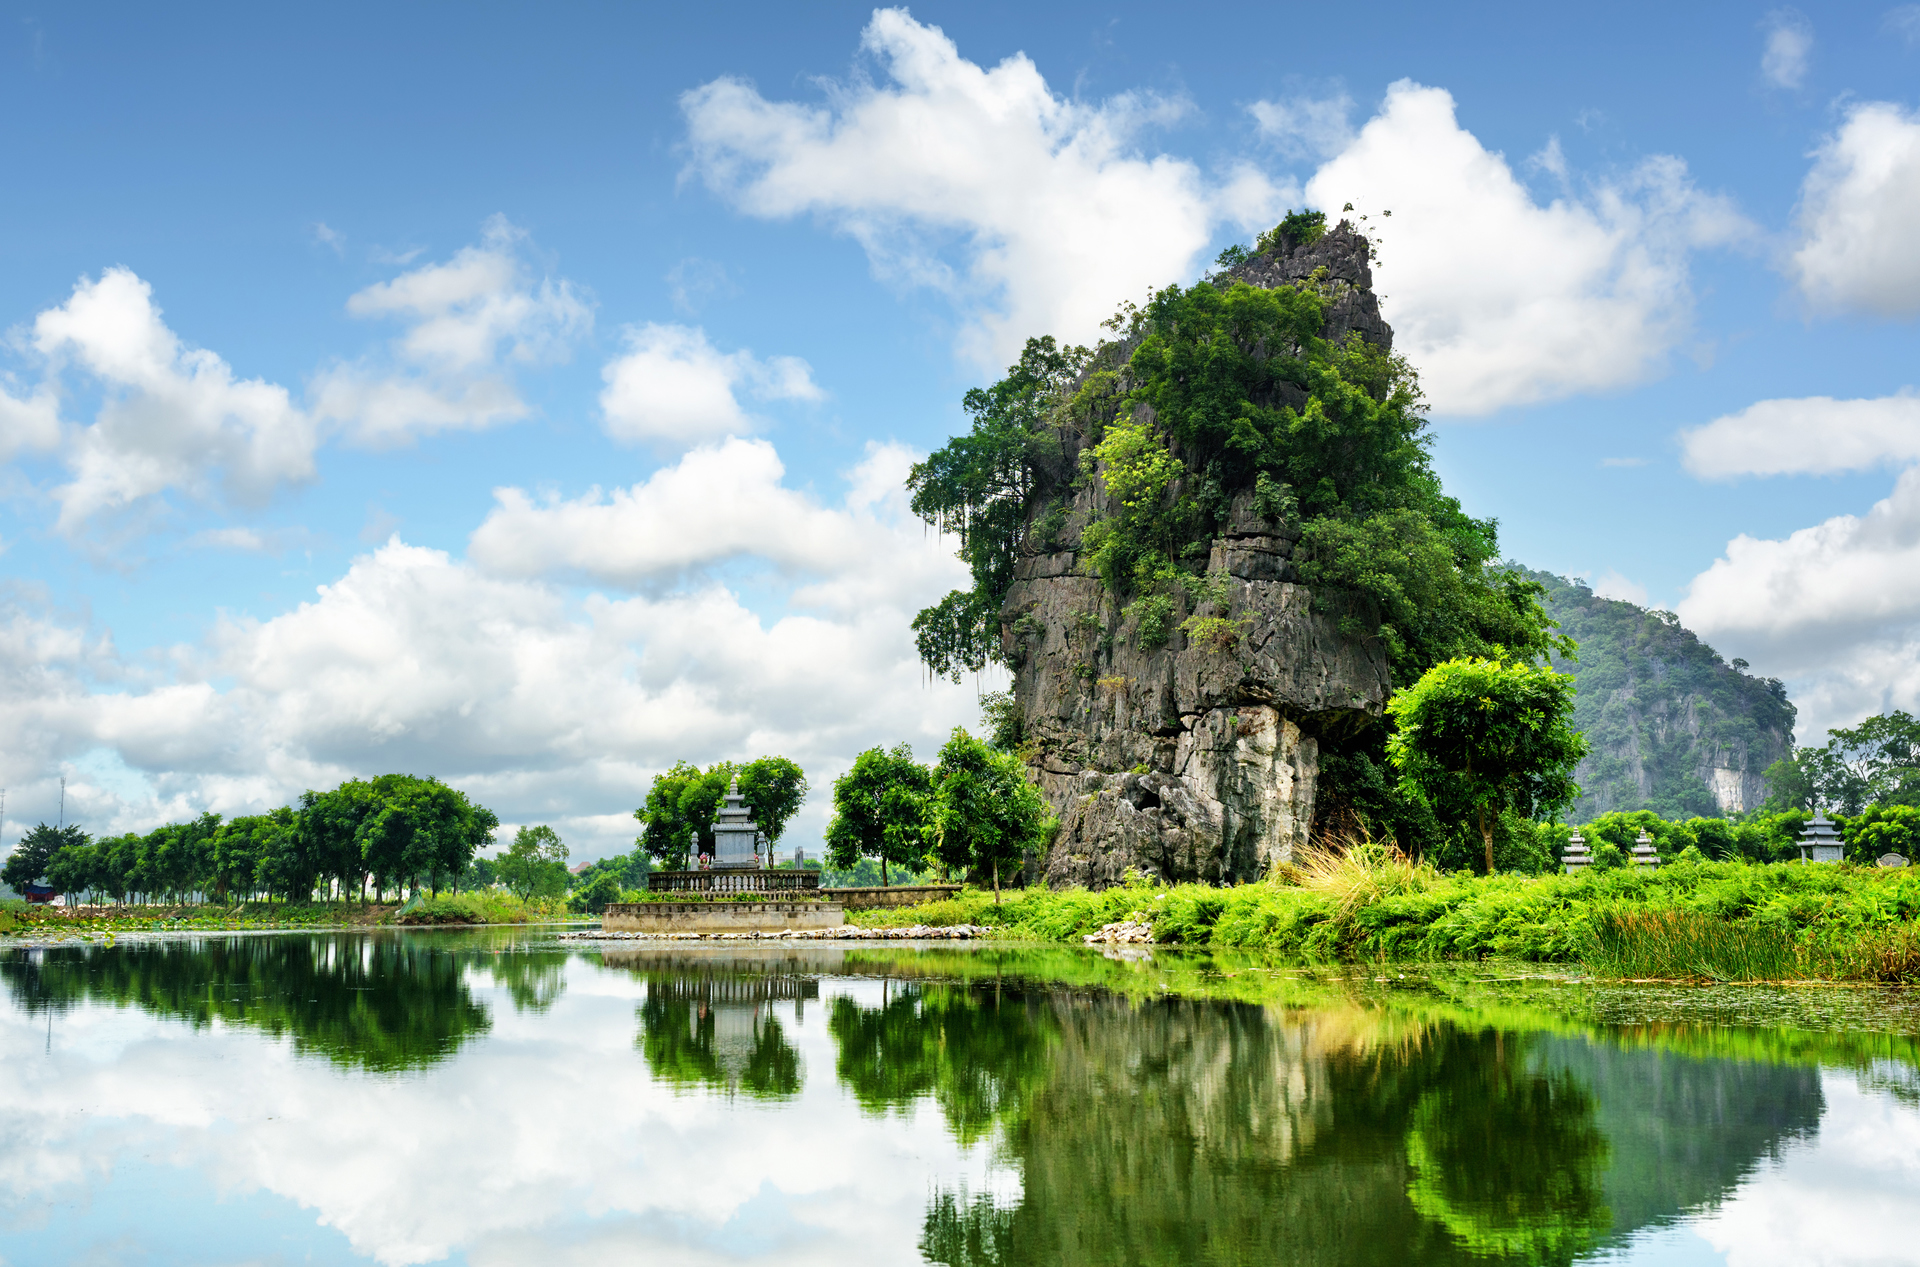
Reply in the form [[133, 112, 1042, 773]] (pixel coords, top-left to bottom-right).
[[850, 853, 1920, 982], [0, 892, 569, 937]]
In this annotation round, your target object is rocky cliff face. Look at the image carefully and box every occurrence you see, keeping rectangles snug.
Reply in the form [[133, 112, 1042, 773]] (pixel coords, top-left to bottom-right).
[[1007, 227, 1392, 888]]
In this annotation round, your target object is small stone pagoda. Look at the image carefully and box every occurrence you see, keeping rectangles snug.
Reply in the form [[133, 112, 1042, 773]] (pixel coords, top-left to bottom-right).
[[710, 777, 765, 869], [1798, 813, 1844, 864], [1562, 831, 1591, 874]]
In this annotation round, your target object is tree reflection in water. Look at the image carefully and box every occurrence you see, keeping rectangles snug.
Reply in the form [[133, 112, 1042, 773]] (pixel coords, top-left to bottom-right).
[[0, 936, 490, 1072], [631, 960, 809, 1101], [830, 980, 1055, 1147], [904, 991, 1824, 1267], [484, 948, 570, 1014]]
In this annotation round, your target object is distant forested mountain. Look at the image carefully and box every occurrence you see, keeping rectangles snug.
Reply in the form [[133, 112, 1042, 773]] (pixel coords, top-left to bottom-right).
[[1523, 569, 1796, 822]]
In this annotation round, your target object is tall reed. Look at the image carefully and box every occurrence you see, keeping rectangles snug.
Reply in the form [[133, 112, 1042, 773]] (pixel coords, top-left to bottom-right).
[[1580, 908, 1797, 982]]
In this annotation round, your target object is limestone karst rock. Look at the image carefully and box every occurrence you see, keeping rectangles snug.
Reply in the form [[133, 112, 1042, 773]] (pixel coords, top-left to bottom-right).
[[1006, 225, 1393, 887]]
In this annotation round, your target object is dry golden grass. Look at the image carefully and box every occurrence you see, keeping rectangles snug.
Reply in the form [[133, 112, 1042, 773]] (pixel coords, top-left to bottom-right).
[[1289, 831, 1440, 920]]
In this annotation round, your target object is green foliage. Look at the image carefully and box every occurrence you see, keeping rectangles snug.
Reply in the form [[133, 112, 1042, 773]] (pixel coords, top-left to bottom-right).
[[1388, 657, 1588, 873], [1845, 804, 1920, 861], [907, 337, 1090, 679], [1590, 843, 1626, 871], [398, 891, 563, 925], [7, 777, 497, 906], [568, 870, 626, 915], [911, 267, 1560, 690], [633, 755, 809, 868], [2, 823, 87, 891], [496, 825, 570, 901], [979, 690, 1024, 752], [931, 728, 1056, 894], [857, 859, 1920, 981], [1771, 709, 1920, 815], [827, 743, 935, 885], [1255, 208, 1327, 254]]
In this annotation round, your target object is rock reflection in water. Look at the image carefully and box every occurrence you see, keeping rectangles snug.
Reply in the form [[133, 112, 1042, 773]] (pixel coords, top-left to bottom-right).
[[612, 948, 811, 1100], [0, 935, 490, 1072]]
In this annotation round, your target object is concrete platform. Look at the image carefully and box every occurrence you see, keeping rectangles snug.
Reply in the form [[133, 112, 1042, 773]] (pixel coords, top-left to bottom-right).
[[601, 900, 846, 934]]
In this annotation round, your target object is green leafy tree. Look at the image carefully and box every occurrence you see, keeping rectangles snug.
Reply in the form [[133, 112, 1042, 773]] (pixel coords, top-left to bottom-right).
[[1845, 804, 1920, 862], [635, 756, 809, 867], [931, 728, 1054, 901], [737, 756, 809, 843], [44, 842, 97, 902], [1386, 657, 1588, 874], [3, 823, 87, 893], [497, 824, 570, 901], [906, 336, 1089, 678], [569, 869, 625, 914], [827, 744, 933, 887]]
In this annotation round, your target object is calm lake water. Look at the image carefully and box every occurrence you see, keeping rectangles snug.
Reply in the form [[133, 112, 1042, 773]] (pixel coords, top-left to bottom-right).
[[6, 930, 1920, 1266]]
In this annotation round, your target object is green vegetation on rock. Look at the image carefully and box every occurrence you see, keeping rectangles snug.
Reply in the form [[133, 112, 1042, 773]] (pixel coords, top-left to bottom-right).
[[1524, 569, 1796, 821]]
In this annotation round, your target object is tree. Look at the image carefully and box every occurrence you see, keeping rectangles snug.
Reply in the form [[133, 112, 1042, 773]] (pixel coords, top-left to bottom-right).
[[3, 823, 87, 893], [738, 757, 809, 843], [45, 842, 97, 904], [634, 756, 809, 867], [497, 824, 570, 901], [569, 869, 625, 914], [634, 761, 733, 868], [930, 728, 1054, 902], [1386, 657, 1588, 875], [1845, 804, 1920, 862], [827, 744, 934, 887]]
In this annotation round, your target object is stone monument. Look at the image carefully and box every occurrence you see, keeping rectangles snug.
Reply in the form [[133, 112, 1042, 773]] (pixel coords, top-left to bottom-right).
[[1797, 813, 1844, 864], [711, 777, 761, 869], [1562, 831, 1591, 874], [1630, 830, 1660, 868], [1878, 853, 1910, 868]]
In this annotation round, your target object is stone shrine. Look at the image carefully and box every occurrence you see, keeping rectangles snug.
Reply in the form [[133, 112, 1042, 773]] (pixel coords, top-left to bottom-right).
[[1562, 831, 1591, 874], [1798, 813, 1844, 864], [710, 777, 765, 869], [1630, 831, 1660, 868]]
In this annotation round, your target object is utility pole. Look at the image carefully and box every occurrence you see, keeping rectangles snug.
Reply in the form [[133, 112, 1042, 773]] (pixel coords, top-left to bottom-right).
[[59, 775, 65, 828]]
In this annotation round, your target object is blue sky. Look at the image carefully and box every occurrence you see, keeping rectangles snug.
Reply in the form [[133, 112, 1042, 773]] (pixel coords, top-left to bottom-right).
[[4, 1, 1919, 858]]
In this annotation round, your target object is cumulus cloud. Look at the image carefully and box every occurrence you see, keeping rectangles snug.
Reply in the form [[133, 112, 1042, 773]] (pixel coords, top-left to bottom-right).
[[0, 437, 988, 859], [471, 439, 921, 593], [1591, 569, 1652, 607], [1790, 101, 1920, 317], [1761, 9, 1814, 89], [680, 8, 1283, 368], [1247, 91, 1356, 162], [33, 267, 319, 532], [1681, 391, 1920, 478], [313, 216, 592, 446], [1676, 466, 1920, 735], [1305, 81, 1751, 415], [598, 324, 821, 447]]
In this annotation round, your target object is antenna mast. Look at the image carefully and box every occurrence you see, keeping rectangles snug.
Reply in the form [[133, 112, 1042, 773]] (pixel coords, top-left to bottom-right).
[[59, 775, 66, 828]]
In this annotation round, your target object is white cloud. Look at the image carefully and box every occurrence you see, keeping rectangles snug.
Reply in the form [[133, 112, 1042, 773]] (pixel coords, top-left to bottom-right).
[[1677, 466, 1920, 735], [1247, 92, 1356, 162], [680, 8, 1280, 368], [1790, 101, 1920, 317], [1761, 9, 1814, 89], [598, 324, 821, 447], [1888, 5, 1920, 46], [1591, 569, 1651, 606], [1305, 81, 1751, 415], [313, 215, 592, 446], [1681, 391, 1920, 478], [0, 436, 988, 859], [33, 267, 319, 533], [471, 439, 921, 595], [0, 377, 61, 460]]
